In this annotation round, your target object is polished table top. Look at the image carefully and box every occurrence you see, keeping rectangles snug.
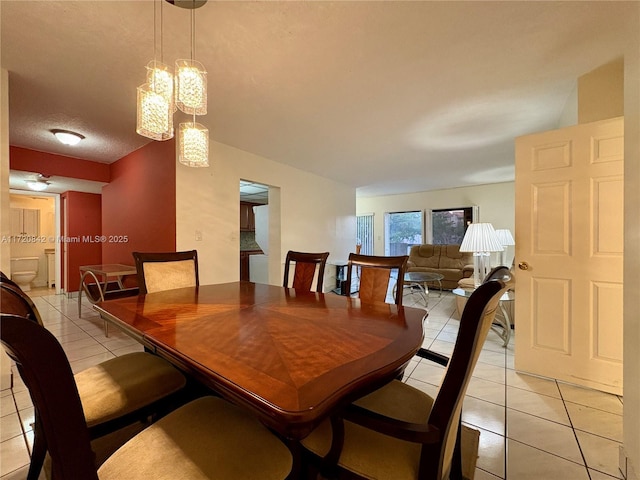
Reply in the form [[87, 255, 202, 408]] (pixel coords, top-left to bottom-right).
[[95, 281, 425, 439]]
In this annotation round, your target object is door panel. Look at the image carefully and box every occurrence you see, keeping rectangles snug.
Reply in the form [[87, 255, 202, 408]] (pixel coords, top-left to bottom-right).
[[515, 116, 623, 395]]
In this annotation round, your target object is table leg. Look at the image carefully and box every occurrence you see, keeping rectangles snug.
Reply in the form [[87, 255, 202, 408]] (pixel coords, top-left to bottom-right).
[[490, 302, 511, 347]]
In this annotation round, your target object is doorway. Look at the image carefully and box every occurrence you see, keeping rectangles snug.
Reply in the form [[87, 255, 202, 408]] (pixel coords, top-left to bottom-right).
[[239, 180, 269, 282], [8, 190, 61, 293]]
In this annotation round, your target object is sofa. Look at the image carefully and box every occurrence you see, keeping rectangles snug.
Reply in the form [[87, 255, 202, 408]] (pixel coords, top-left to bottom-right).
[[407, 244, 474, 290]]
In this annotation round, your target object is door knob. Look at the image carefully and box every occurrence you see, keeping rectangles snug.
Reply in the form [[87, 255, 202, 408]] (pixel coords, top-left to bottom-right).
[[518, 261, 529, 270]]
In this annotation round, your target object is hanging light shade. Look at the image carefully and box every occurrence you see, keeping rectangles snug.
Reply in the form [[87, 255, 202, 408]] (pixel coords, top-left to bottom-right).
[[178, 121, 209, 167], [146, 60, 175, 110], [136, 83, 174, 141], [175, 59, 207, 115]]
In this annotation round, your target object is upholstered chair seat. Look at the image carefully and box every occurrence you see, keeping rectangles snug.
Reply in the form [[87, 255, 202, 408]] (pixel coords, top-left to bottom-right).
[[302, 380, 435, 479], [75, 352, 186, 428], [98, 396, 292, 480]]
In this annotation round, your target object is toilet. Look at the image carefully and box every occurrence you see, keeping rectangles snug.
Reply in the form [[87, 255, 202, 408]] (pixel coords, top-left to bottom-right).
[[10, 257, 39, 292]]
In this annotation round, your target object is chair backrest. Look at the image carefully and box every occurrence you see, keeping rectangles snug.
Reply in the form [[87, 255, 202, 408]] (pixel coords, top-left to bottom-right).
[[425, 275, 513, 479], [283, 251, 330, 293], [483, 265, 512, 284], [133, 250, 199, 294], [346, 253, 408, 305], [0, 314, 99, 479], [0, 282, 43, 325]]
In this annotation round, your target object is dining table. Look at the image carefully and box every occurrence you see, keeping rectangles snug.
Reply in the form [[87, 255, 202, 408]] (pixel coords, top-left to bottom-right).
[[94, 281, 425, 440]]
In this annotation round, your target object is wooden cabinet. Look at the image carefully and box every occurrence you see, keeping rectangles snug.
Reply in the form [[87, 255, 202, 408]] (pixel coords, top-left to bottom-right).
[[240, 250, 263, 281], [11, 208, 40, 236], [240, 202, 257, 231]]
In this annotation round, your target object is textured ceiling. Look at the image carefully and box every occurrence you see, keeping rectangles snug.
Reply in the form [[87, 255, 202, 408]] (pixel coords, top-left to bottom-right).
[[1, 1, 636, 197]]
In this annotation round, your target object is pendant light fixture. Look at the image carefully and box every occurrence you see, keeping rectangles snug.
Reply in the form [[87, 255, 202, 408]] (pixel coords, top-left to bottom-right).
[[136, 0, 174, 141], [176, 1, 209, 167], [135, 0, 209, 167]]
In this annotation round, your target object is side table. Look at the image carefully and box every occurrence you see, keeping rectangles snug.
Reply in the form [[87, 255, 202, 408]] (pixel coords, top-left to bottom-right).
[[452, 286, 514, 347]]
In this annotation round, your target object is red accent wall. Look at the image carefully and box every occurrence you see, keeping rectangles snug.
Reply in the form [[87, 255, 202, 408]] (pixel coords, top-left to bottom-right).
[[101, 140, 176, 266], [10, 146, 110, 183], [61, 192, 102, 292]]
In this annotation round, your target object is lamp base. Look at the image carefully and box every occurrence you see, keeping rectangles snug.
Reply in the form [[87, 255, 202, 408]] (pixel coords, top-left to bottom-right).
[[165, 0, 207, 9]]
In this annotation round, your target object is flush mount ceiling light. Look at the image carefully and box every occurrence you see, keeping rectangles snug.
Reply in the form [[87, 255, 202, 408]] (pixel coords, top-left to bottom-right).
[[51, 129, 84, 146], [26, 174, 50, 192]]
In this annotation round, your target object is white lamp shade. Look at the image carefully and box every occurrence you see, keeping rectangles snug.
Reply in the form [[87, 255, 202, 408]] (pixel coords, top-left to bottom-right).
[[495, 229, 515, 246], [459, 223, 504, 253]]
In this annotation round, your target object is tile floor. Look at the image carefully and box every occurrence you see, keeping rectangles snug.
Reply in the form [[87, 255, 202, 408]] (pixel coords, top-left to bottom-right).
[[0, 287, 624, 479]]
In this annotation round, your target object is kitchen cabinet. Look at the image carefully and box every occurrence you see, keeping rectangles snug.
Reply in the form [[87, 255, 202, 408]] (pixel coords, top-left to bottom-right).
[[240, 202, 257, 231], [11, 208, 40, 237], [240, 250, 263, 281]]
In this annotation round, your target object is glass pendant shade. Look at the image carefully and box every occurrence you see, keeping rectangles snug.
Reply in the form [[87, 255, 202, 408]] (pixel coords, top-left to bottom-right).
[[175, 59, 207, 115], [178, 122, 209, 167], [146, 60, 175, 110], [136, 83, 174, 141]]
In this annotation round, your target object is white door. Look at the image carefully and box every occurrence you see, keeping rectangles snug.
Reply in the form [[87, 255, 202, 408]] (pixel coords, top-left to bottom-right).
[[514, 117, 624, 395]]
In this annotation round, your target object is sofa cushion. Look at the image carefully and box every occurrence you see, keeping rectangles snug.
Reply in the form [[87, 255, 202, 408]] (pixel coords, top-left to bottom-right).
[[410, 245, 441, 268], [439, 245, 473, 270]]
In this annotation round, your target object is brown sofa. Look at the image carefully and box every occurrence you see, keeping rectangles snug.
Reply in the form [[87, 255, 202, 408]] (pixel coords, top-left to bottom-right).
[[407, 244, 474, 290]]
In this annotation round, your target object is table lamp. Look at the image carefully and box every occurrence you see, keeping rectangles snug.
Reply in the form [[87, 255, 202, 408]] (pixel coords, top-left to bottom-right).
[[495, 229, 515, 267], [459, 223, 504, 287]]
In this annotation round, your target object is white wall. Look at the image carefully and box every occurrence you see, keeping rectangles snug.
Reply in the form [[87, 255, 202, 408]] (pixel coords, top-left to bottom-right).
[[356, 182, 515, 259], [176, 139, 356, 289]]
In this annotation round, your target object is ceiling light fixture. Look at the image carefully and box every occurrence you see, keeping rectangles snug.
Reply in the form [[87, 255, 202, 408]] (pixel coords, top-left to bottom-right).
[[176, 0, 208, 167], [26, 174, 50, 192], [136, 0, 209, 168], [137, 1, 174, 141], [51, 129, 84, 146]]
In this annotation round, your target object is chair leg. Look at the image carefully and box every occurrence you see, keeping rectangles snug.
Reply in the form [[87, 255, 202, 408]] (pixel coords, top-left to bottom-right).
[[450, 421, 463, 480], [27, 417, 47, 480]]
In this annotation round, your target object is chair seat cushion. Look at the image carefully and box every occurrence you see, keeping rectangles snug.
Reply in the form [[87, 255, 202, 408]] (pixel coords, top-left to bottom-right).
[[302, 380, 434, 480], [75, 352, 186, 427], [98, 396, 293, 480]]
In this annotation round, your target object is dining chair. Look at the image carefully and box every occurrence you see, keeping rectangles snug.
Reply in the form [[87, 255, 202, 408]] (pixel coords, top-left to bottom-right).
[[132, 250, 199, 294], [283, 250, 330, 292], [301, 275, 513, 480], [0, 284, 188, 480], [0, 313, 293, 480], [346, 253, 409, 305]]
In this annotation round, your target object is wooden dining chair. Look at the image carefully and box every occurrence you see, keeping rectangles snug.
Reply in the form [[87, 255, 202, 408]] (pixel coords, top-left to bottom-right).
[[301, 275, 513, 480], [283, 250, 330, 292], [0, 313, 293, 480], [133, 250, 199, 294], [346, 253, 409, 305], [0, 284, 188, 480]]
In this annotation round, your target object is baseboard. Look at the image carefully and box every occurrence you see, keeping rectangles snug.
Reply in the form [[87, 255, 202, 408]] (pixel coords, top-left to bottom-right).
[[620, 446, 640, 480]]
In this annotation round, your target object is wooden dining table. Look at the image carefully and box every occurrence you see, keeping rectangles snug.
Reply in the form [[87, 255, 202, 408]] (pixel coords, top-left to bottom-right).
[[94, 281, 425, 440]]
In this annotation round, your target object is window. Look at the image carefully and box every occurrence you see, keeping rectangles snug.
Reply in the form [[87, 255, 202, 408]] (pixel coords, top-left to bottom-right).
[[356, 214, 374, 255], [384, 211, 423, 256], [430, 207, 473, 244]]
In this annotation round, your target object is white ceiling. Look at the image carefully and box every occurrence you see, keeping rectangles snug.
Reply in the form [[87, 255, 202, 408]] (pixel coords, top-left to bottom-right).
[[1, 1, 635, 197]]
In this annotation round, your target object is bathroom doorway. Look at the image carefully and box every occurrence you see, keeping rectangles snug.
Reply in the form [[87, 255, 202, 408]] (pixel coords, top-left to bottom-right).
[[9, 190, 61, 293]]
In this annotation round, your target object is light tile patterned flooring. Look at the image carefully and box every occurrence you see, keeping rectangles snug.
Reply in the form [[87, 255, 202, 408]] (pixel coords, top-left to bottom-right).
[[0, 287, 624, 479]]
